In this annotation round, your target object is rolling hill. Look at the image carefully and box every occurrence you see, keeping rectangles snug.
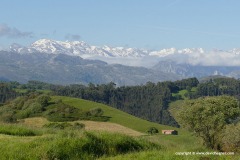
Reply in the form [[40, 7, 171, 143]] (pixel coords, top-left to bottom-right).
[[51, 96, 178, 133], [0, 95, 238, 159]]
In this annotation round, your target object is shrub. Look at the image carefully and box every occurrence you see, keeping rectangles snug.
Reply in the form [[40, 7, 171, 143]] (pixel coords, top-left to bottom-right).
[[89, 107, 103, 117], [28, 102, 44, 114], [147, 127, 159, 135], [221, 123, 240, 152], [16, 102, 43, 119], [16, 109, 32, 119], [12, 97, 25, 110], [37, 95, 51, 108], [73, 122, 85, 129], [0, 112, 17, 123], [45, 102, 79, 122]]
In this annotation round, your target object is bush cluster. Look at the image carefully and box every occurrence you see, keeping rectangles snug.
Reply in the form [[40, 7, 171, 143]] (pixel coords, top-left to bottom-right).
[[0, 94, 109, 123]]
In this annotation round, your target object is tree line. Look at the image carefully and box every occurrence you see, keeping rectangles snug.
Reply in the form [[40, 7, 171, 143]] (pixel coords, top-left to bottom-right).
[[50, 78, 199, 127], [186, 77, 240, 99], [0, 83, 17, 105]]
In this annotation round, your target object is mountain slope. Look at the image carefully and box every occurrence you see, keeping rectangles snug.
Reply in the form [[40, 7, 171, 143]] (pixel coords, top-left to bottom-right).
[[7, 39, 240, 80], [0, 51, 179, 85], [152, 60, 240, 78]]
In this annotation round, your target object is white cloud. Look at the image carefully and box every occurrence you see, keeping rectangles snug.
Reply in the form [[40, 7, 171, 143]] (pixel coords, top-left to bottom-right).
[[162, 49, 240, 66], [0, 24, 33, 38]]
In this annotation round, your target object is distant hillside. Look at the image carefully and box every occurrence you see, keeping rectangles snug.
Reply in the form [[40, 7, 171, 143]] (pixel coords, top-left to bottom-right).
[[152, 60, 240, 79], [0, 93, 178, 133], [53, 96, 178, 133]]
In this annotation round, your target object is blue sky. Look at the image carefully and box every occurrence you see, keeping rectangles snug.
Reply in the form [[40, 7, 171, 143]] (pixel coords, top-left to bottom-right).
[[0, 0, 240, 50]]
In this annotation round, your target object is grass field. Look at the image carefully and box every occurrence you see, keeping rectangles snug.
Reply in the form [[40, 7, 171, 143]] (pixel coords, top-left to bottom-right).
[[168, 100, 185, 125], [52, 96, 239, 159], [172, 87, 197, 100], [0, 95, 238, 159], [52, 96, 179, 134], [172, 89, 188, 99]]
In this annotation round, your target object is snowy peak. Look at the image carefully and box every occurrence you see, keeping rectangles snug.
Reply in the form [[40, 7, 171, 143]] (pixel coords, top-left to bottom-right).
[[10, 39, 207, 58], [31, 39, 64, 54], [9, 39, 240, 67], [30, 39, 90, 55], [10, 39, 150, 58]]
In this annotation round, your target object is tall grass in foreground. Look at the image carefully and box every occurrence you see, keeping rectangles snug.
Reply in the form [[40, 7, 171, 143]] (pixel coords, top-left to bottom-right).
[[99, 150, 238, 160], [0, 131, 161, 160], [0, 123, 40, 136], [98, 134, 238, 160]]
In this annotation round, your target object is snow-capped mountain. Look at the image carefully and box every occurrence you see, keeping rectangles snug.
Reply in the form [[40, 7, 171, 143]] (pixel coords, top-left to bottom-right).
[[9, 39, 240, 67], [3, 39, 240, 85], [10, 39, 208, 58], [10, 39, 150, 58]]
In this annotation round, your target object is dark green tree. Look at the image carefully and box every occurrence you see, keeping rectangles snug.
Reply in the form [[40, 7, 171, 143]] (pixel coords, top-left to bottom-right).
[[37, 95, 51, 108]]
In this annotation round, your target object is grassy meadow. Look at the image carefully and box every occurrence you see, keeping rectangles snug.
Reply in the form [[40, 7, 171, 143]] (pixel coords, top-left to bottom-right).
[[0, 96, 238, 159]]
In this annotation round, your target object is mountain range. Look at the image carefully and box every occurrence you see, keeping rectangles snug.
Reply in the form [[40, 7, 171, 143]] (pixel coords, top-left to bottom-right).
[[1, 39, 240, 85], [10, 39, 240, 67], [10, 39, 149, 58], [0, 51, 179, 85]]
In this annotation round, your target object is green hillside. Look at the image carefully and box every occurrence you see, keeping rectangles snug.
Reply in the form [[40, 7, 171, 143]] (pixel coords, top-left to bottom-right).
[[53, 96, 179, 133], [168, 100, 185, 125], [53, 96, 209, 152], [0, 95, 238, 159]]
